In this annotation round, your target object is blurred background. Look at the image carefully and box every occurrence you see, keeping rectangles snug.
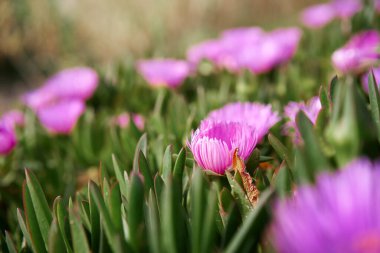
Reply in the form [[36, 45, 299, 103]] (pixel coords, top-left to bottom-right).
[[0, 0, 319, 113]]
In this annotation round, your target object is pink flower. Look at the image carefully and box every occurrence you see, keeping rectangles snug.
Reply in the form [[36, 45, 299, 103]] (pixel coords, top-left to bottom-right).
[[0, 125, 17, 155], [283, 97, 322, 144], [188, 121, 257, 174], [113, 113, 145, 130], [332, 30, 380, 73], [187, 27, 301, 74], [202, 102, 280, 142], [23, 67, 98, 134], [137, 59, 190, 88], [301, 4, 336, 29], [300, 0, 362, 28], [23, 67, 98, 111], [361, 67, 380, 93], [36, 100, 85, 134], [1, 110, 25, 130]]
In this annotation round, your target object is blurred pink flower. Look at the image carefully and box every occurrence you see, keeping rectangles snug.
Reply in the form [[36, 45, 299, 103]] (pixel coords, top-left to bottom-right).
[[0, 125, 17, 155], [188, 121, 257, 174], [113, 113, 145, 130], [272, 158, 380, 253], [36, 100, 85, 134], [301, 4, 336, 28], [23, 67, 98, 111], [202, 102, 280, 142], [1, 110, 25, 130], [332, 0, 362, 18], [332, 30, 380, 73], [283, 96, 322, 144], [300, 0, 362, 28], [23, 67, 98, 134], [187, 27, 301, 74], [361, 67, 380, 93], [137, 59, 190, 88]]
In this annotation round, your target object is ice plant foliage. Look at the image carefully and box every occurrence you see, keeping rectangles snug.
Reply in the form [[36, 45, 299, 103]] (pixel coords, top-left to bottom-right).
[[188, 121, 257, 174], [283, 96, 322, 143], [187, 27, 301, 74], [23, 67, 99, 134], [202, 102, 280, 142], [272, 158, 380, 253], [332, 30, 380, 73], [137, 59, 191, 88]]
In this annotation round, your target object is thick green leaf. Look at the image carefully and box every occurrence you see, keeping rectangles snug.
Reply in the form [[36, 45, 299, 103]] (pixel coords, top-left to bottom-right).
[[368, 71, 380, 143], [109, 184, 123, 232], [161, 178, 188, 253], [23, 182, 47, 253], [88, 184, 101, 253], [200, 184, 218, 253], [25, 169, 53, 247], [127, 173, 145, 252], [112, 154, 128, 198], [162, 145, 172, 181], [296, 111, 329, 174], [225, 190, 273, 253], [5, 231, 17, 253], [48, 219, 66, 253], [268, 134, 293, 169], [138, 150, 154, 193], [191, 168, 206, 253], [146, 190, 161, 253], [17, 208, 34, 251], [173, 148, 186, 193], [133, 133, 148, 171], [90, 181, 126, 253], [225, 171, 251, 217], [53, 197, 73, 253], [69, 199, 90, 253]]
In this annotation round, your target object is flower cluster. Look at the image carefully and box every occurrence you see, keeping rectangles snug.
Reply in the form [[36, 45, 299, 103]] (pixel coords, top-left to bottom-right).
[[187, 27, 302, 74], [23, 67, 99, 134], [136, 27, 301, 89], [301, 0, 363, 28], [271, 158, 380, 253], [137, 59, 191, 89]]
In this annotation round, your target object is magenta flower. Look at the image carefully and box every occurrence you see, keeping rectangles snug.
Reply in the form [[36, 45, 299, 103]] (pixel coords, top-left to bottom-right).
[[301, 4, 336, 28], [332, 30, 380, 73], [283, 96, 322, 143], [187, 39, 227, 67], [188, 121, 257, 174], [1, 110, 25, 130], [271, 157, 380, 253], [23, 67, 98, 111], [23, 67, 98, 134], [202, 102, 280, 142], [36, 100, 85, 134], [112, 113, 145, 130], [0, 125, 17, 155], [332, 0, 362, 18], [361, 67, 380, 93], [300, 0, 362, 28], [187, 27, 301, 74], [137, 59, 190, 88]]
